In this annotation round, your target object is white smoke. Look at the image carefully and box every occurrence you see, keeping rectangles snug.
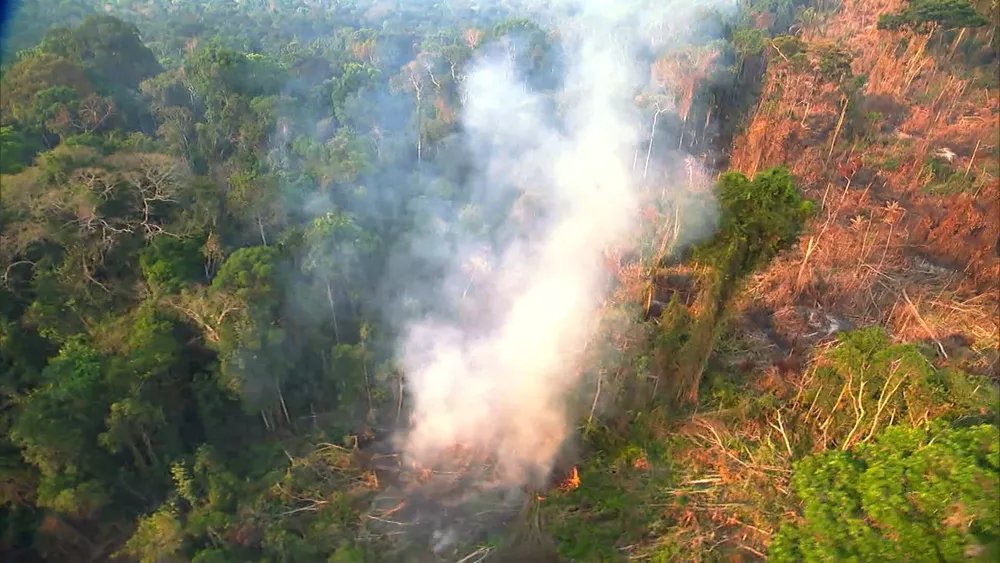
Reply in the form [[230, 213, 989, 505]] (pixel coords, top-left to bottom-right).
[[397, 0, 733, 492]]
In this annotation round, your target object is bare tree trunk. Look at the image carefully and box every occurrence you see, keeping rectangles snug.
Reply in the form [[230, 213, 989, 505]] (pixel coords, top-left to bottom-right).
[[361, 345, 373, 420], [643, 109, 664, 180], [678, 113, 689, 150], [396, 371, 404, 426], [128, 438, 147, 472], [587, 370, 602, 427], [370, 126, 382, 162], [827, 96, 849, 163], [965, 140, 980, 177], [261, 409, 271, 431], [950, 27, 967, 58], [141, 430, 161, 470], [277, 381, 291, 425], [326, 280, 340, 343], [413, 88, 423, 162], [257, 214, 268, 246]]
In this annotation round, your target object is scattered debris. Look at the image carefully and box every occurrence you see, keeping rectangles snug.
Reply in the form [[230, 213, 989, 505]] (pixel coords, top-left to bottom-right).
[[803, 308, 850, 339], [933, 147, 956, 162]]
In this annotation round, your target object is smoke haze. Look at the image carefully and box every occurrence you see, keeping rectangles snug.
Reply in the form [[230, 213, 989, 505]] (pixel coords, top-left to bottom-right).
[[394, 0, 734, 502]]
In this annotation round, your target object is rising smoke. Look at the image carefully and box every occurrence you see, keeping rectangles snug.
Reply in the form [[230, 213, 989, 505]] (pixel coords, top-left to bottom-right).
[[390, 0, 734, 533]]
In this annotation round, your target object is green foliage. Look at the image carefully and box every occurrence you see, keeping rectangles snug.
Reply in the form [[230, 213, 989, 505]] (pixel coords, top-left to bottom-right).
[[212, 246, 281, 306], [331, 62, 381, 121], [812, 41, 854, 83], [771, 422, 1000, 562], [0, 126, 39, 174], [119, 506, 185, 563], [927, 156, 956, 180], [38, 16, 163, 93], [125, 443, 373, 563], [0, 53, 94, 124], [9, 339, 112, 517], [732, 26, 767, 57], [184, 44, 281, 103], [771, 34, 807, 58], [771, 34, 810, 71], [923, 157, 977, 194], [803, 327, 997, 449], [140, 236, 205, 293], [696, 167, 812, 279], [880, 154, 902, 171], [925, 172, 976, 194], [878, 0, 990, 32], [749, 0, 815, 34], [546, 433, 675, 560], [4, 2, 992, 562]]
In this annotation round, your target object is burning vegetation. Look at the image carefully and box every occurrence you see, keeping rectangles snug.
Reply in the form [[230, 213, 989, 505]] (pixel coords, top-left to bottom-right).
[[0, 0, 996, 562]]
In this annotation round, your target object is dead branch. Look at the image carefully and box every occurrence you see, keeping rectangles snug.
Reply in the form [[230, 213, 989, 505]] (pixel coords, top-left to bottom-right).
[[841, 376, 866, 450], [863, 360, 905, 442], [767, 410, 793, 457], [1, 260, 35, 285], [827, 96, 849, 162], [902, 289, 948, 358]]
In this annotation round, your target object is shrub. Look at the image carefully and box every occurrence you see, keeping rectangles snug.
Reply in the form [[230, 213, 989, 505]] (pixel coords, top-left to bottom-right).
[[140, 236, 204, 294], [812, 41, 854, 83], [925, 172, 976, 194], [801, 327, 997, 451], [695, 167, 813, 280], [878, 0, 990, 32], [771, 35, 810, 71], [771, 422, 1000, 562], [881, 154, 902, 171]]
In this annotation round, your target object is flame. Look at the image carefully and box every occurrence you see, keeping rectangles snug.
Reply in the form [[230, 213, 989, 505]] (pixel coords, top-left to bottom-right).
[[560, 467, 581, 491]]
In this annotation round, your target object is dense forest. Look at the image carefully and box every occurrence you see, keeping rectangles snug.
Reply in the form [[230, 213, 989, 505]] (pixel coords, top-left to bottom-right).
[[1, 0, 998, 562]]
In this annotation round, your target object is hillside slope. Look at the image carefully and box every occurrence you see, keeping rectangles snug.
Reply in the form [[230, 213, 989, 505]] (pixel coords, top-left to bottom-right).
[[536, 1, 999, 560], [734, 0, 998, 367]]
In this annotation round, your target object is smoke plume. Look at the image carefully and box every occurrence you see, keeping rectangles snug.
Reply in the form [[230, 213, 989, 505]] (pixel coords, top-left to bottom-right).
[[395, 0, 733, 497]]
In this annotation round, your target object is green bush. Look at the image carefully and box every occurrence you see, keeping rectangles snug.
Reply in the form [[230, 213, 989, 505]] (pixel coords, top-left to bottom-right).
[[802, 327, 997, 450], [771, 35, 811, 71], [771, 422, 1000, 562], [878, 0, 990, 32], [925, 172, 976, 195], [732, 26, 767, 57], [695, 167, 813, 279], [140, 236, 204, 294], [882, 154, 902, 172], [922, 157, 976, 194], [813, 41, 854, 83]]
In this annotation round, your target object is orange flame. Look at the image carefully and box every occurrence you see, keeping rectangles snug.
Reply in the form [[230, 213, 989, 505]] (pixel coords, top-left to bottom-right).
[[560, 467, 581, 491]]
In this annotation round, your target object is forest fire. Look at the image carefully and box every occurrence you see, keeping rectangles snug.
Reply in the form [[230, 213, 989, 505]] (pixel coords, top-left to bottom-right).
[[7, 0, 996, 560], [359, 442, 587, 556], [560, 466, 581, 491], [363, 441, 581, 516], [390, 443, 580, 495]]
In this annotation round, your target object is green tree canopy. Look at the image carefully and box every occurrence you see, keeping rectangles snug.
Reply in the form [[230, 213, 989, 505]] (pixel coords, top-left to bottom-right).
[[38, 16, 163, 93], [771, 422, 1000, 562], [696, 166, 813, 279], [0, 53, 94, 125], [878, 0, 991, 31]]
